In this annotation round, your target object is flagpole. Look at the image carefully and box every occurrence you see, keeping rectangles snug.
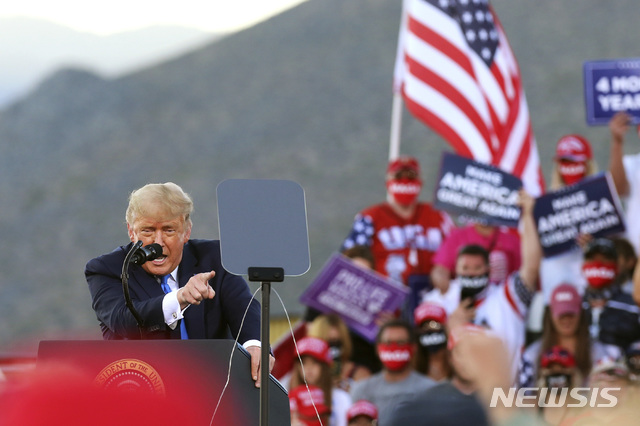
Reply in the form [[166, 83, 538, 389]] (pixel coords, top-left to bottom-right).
[[390, 0, 409, 161], [389, 92, 403, 160]]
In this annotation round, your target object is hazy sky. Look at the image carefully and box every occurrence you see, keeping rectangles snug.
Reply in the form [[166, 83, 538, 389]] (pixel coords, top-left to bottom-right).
[[0, 0, 308, 34]]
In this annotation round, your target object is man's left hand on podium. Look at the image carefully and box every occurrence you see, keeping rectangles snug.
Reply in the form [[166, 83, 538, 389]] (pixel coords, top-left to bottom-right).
[[246, 345, 276, 388]]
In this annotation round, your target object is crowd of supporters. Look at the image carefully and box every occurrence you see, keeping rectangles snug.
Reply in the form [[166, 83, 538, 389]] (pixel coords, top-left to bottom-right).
[[287, 114, 640, 425]]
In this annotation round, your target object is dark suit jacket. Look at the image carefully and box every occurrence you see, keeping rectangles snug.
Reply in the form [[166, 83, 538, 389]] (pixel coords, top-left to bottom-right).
[[85, 239, 261, 342]]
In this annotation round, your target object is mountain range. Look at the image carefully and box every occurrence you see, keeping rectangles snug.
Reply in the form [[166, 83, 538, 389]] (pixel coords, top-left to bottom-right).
[[0, 17, 222, 107], [0, 0, 638, 352]]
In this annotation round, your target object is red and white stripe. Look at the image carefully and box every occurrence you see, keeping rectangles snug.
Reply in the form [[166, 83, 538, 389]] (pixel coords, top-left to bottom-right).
[[394, 0, 545, 196]]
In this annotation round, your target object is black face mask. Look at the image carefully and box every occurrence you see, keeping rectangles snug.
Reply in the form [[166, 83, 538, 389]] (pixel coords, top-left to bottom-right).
[[584, 287, 614, 304], [327, 340, 343, 377], [545, 373, 572, 389], [327, 340, 342, 362], [459, 274, 489, 301], [418, 331, 447, 353]]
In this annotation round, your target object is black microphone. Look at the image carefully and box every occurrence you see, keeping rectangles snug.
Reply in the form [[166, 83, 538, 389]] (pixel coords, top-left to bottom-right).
[[129, 243, 163, 265]]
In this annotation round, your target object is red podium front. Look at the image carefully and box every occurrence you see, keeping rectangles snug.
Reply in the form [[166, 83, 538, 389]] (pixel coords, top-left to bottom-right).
[[36, 339, 290, 425]]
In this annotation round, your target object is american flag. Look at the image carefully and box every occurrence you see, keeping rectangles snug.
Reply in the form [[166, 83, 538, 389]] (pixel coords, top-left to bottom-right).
[[394, 0, 545, 196]]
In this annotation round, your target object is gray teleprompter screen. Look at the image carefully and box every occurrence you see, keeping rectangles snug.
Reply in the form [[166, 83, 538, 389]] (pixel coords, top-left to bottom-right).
[[216, 179, 310, 277]]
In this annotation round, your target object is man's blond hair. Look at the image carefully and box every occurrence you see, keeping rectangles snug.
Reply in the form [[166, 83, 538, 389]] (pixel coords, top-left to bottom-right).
[[126, 182, 193, 227]]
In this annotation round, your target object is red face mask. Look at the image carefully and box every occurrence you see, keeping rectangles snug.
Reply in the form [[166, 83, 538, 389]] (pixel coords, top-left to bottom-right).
[[558, 160, 586, 186], [582, 260, 617, 289], [377, 342, 414, 371], [387, 178, 422, 206]]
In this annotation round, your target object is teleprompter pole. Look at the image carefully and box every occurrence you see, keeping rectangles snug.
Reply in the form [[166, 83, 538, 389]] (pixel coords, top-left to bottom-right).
[[260, 280, 271, 426], [248, 267, 284, 426]]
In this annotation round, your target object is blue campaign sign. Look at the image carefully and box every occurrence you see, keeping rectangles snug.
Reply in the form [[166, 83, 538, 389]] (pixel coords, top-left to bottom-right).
[[583, 58, 640, 125], [533, 173, 626, 257], [432, 152, 523, 227]]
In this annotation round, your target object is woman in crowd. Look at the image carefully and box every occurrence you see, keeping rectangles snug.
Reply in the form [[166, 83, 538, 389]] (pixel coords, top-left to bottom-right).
[[540, 134, 599, 303], [518, 284, 621, 389], [549, 134, 598, 190], [535, 346, 582, 425], [289, 384, 331, 426], [413, 301, 452, 381], [289, 337, 352, 426], [307, 313, 370, 391]]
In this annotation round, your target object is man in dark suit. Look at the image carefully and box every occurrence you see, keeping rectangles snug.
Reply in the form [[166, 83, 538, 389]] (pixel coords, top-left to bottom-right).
[[85, 182, 273, 387]]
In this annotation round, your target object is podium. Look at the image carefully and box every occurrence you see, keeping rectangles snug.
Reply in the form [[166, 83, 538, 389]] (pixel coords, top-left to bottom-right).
[[36, 340, 290, 425]]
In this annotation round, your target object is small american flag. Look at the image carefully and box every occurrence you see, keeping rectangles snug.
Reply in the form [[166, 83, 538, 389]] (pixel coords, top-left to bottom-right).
[[394, 0, 545, 196]]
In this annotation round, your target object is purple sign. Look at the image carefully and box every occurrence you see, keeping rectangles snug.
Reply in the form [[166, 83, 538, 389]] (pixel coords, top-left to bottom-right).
[[583, 58, 640, 125], [299, 253, 409, 342]]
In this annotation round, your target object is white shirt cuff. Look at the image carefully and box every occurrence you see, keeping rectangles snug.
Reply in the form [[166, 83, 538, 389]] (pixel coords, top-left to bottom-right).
[[162, 290, 184, 329], [243, 339, 261, 349]]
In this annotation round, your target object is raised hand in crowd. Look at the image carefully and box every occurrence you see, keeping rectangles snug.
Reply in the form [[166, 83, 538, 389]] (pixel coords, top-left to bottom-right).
[[608, 111, 632, 197], [517, 189, 542, 293]]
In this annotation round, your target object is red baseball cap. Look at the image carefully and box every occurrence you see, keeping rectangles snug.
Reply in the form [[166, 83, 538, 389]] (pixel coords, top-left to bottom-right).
[[555, 134, 592, 162], [347, 400, 378, 422], [387, 156, 420, 175], [549, 284, 582, 317], [414, 302, 447, 326], [541, 346, 576, 369], [289, 385, 329, 423], [297, 337, 332, 365]]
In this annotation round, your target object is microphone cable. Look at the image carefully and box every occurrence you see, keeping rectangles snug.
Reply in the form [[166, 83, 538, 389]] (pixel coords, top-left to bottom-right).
[[209, 286, 261, 426], [209, 286, 325, 426], [272, 287, 325, 426]]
